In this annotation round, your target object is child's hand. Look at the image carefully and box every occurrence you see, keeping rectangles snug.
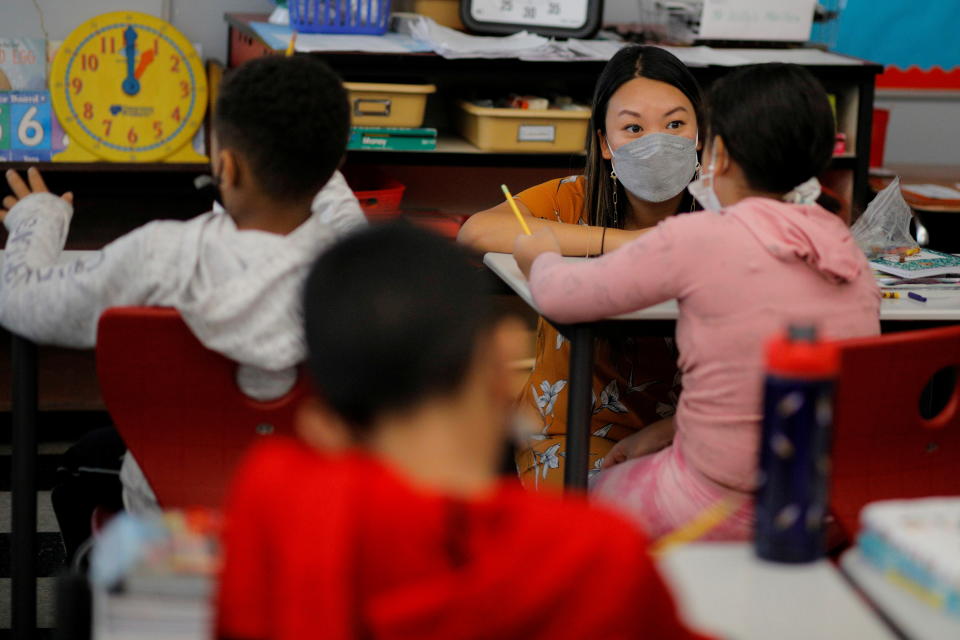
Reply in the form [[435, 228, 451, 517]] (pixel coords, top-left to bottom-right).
[[514, 228, 561, 279], [1, 167, 73, 221]]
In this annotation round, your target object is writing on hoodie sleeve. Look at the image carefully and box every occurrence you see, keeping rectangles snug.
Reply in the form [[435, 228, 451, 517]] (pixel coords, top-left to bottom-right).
[[0, 192, 163, 347]]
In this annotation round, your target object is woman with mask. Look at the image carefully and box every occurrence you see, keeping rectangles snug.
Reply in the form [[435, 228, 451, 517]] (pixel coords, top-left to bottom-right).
[[513, 64, 880, 539], [458, 46, 703, 490]]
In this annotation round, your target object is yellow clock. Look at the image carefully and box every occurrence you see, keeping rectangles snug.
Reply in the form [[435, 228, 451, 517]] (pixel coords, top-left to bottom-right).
[[50, 11, 208, 163]]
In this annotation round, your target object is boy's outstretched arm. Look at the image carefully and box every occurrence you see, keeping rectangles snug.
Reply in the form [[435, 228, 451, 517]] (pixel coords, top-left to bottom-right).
[[0, 168, 170, 346]]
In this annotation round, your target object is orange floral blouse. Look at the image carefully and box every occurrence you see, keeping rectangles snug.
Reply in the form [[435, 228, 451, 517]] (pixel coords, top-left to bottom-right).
[[513, 176, 682, 490]]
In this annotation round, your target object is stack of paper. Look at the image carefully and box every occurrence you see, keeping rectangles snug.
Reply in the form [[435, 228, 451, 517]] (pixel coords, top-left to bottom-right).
[[398, 15, 550, 59]]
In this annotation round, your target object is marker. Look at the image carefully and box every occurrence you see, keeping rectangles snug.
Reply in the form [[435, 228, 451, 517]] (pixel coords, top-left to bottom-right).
[[501, 184, 532, 235], [881, 291, 900, 299], [907, 291, 927, 303]]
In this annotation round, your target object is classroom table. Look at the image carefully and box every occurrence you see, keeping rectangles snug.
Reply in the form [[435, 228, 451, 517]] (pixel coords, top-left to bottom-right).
[[840, 549, 960, 640], [483, 251, 960, 491], [659, 542, 898, 639]]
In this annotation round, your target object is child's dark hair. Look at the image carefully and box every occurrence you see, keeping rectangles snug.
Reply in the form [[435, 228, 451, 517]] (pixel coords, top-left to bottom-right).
[[214, 55, 349, 203], [706, 63, 835, 195], [303, 224, 496, 433], [585, 46, 704, 227]]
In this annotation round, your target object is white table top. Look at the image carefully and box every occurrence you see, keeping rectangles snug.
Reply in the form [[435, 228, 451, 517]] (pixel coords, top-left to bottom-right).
[[483, 252, 960, 323], [659, 543, 896, 639], [841, 549, 960, 640]]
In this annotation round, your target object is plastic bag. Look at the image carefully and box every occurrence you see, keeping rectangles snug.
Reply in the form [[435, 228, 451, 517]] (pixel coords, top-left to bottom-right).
[[850, 177, 919, 259]]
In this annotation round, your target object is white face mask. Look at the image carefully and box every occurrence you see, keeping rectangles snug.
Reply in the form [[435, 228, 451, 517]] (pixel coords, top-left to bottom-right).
[[608, 133, 699, 203], [687, 141, 723, 211]]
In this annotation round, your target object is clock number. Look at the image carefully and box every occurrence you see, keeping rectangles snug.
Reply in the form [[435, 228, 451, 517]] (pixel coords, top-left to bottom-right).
[[127, 127, 139, 144], [100, 36, 116, 54], [170, 55, 180, 73], [17, 106, 44, 147], [500, 0, 513, 11], [523, 6, 536, 19], [153, 38, 160, 55], [83, 102, 94, 120], [102, 120, 113, 137], [80, 53, 99, 72], [548, 2, 560, 15], [180, 80, 190, 98], [71, 77, 83, 95], [171, 106, 181, 122], [153, 121, 163, 138]]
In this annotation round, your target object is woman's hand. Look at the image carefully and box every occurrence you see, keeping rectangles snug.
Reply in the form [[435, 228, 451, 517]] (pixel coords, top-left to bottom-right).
[[1, 167, 73, 221], [601, 417, 676, 470], [514, 228, 561, 279]]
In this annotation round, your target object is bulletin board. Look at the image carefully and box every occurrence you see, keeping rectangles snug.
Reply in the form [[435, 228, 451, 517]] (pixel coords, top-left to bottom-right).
[[831, 0, 960, 90]]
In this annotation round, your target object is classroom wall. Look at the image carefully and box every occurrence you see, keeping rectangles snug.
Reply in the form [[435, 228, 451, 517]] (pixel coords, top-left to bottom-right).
[[0, 0, 274, 64]]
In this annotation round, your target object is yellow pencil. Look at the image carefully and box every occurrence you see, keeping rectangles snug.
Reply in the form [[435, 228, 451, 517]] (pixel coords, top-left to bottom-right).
[[649, 495, 745, 556], [501, 184, 532, 236], [285, 32, 297, 57]]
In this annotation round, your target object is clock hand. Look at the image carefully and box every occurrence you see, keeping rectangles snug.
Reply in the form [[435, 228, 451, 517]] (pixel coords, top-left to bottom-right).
[[122, 25, 140, 96], [134, 49, 155, 80]]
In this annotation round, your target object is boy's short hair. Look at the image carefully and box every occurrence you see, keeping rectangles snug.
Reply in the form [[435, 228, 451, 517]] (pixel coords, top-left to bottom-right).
[[214, 55, 349, 203], [303, 224, 496, 432]]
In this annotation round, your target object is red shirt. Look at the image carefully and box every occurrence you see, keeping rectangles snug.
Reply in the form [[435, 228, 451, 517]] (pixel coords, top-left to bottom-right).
[[216, 437, 709, 640]]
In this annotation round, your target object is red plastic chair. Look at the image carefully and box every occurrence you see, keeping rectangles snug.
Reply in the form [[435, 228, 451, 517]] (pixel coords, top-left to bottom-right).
[[830, 325, 960, 538], [96, 307, 309, 509]]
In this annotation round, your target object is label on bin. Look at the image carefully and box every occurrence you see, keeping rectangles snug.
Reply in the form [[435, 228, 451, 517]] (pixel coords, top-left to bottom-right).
[[518, 125, 556, 142]]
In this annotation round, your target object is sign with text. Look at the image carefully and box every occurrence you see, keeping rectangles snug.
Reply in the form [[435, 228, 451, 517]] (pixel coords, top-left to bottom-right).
[[699, 0, 816, 42]]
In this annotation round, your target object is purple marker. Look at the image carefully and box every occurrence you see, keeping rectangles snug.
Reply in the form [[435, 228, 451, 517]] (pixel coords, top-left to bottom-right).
[[907, 292, 927, 303]]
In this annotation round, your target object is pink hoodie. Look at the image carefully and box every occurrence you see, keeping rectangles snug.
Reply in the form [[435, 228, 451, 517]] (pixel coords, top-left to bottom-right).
[[529, 198, 880, 538]]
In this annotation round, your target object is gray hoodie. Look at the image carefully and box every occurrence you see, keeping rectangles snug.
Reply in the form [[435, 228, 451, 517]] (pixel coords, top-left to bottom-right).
[[0, 170, 367, 511]]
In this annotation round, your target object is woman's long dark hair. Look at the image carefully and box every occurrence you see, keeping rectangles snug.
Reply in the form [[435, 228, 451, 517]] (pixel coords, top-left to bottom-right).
[[584, 46, 704, 228]]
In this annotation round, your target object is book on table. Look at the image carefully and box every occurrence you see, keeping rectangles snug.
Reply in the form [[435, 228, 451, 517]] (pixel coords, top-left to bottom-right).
[[871, 249, 960, 278]]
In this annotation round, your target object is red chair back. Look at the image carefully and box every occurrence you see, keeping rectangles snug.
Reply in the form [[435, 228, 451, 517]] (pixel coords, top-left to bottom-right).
[[96, 307, 309, 509], [831, 325, 960, 537]]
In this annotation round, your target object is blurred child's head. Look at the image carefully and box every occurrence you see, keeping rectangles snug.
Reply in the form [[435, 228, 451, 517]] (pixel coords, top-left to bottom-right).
[[300, 224, 523, 456], [699, 63, 835, 208], [212, 55, 349, 213]]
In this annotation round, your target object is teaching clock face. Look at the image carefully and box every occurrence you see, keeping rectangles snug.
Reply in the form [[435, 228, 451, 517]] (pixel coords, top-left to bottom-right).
[[50, 11, 207, 162], [462, 0, 603, 38]]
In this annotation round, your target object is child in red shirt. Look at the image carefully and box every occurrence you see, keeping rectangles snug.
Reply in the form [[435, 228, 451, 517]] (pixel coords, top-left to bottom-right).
[[216, 224, 709, 640]]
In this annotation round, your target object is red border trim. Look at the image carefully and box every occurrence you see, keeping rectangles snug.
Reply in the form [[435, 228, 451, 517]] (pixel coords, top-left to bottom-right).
[[876, 66, 960, 91]]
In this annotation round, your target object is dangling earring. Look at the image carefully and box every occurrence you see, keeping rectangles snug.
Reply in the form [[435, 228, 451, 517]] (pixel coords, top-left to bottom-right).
[[610, 168, 619, 226]]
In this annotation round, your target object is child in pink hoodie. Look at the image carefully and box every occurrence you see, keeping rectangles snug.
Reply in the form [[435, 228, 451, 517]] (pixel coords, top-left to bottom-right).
[[513, 64, 880, 540]]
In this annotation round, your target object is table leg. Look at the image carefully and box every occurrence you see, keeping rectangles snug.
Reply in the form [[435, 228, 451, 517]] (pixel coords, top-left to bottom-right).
[[563, 325, 594, 491], [11, 335, 37, 639]]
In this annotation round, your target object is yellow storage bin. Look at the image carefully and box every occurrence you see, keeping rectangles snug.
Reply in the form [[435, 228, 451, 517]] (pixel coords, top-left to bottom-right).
[[457, 101, 591, 153], [344, 82, 436, 128]]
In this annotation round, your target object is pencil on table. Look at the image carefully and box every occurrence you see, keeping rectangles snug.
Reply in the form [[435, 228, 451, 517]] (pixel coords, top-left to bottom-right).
[[501, 184, 532, 236], [285, 32, 297, 57]]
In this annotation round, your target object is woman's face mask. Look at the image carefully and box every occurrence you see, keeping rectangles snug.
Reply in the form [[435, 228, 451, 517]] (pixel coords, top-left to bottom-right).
[[687, 141, 723, 211], [607, 133, 699, 203]]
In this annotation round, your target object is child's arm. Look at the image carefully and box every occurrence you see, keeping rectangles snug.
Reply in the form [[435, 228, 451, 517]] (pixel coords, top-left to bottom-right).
[[0, 169, 169, 346], [458, 198, 646, 255], [525, 221, 687, 324]]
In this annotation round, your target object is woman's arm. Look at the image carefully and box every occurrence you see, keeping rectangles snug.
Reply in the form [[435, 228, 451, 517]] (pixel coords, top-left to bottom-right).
[[457, 199, 644, 255]]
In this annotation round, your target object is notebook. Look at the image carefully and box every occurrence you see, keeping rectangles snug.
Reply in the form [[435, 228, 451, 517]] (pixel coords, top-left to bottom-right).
[[870, 249, 960, 278]]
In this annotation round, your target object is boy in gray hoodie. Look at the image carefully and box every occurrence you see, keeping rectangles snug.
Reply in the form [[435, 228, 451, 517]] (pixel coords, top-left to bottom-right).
[[0, 55, 365, 556]]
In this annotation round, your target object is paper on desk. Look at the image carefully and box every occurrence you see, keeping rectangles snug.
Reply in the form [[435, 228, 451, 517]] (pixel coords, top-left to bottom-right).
[[249, 21, 429, 53], [902, 184, 960, 200], [716, 47, 863, 66], [399, 15, 549, 59]]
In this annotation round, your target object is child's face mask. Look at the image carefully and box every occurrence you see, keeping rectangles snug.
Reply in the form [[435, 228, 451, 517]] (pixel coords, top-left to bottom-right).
[[607, 132, 698, 203], [688, 141, 723, 211]]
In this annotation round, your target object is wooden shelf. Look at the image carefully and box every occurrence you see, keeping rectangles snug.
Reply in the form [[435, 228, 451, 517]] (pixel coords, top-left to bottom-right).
[[348, 135, 587, 167], [0, 161, 209, 173]]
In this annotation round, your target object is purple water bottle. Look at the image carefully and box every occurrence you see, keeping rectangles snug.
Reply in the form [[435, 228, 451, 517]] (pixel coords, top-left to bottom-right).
[[755, 325, 839, 563]]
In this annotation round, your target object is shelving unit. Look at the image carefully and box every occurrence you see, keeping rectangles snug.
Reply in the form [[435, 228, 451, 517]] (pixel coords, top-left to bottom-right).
[[226, 13, 882, 214]]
